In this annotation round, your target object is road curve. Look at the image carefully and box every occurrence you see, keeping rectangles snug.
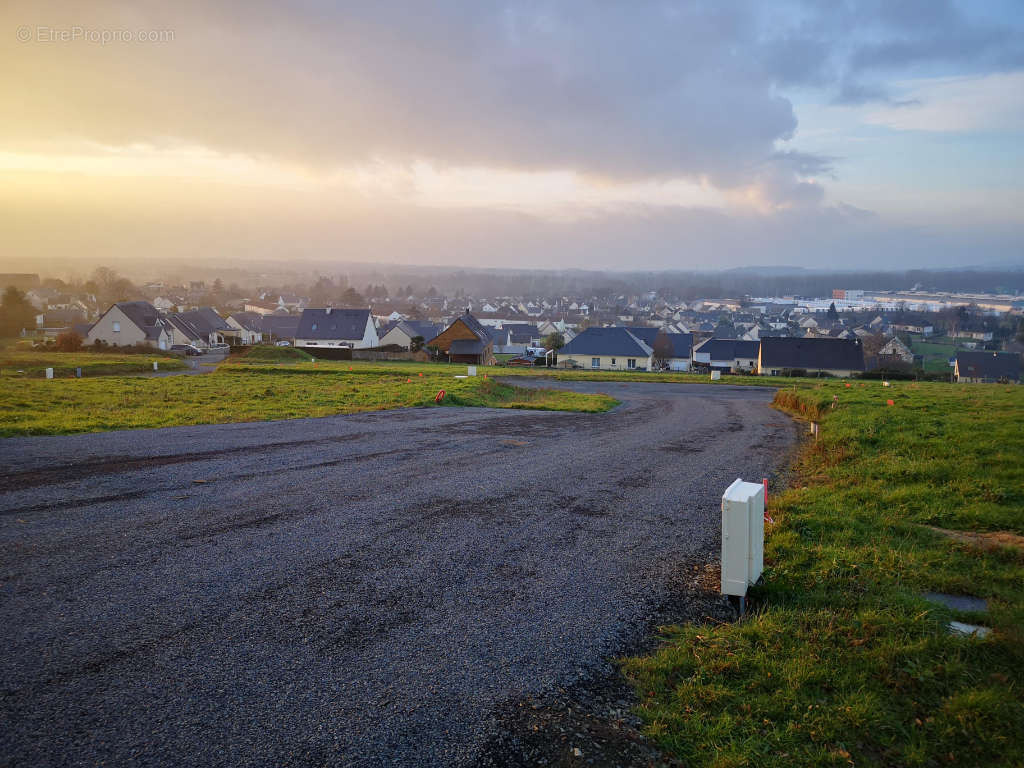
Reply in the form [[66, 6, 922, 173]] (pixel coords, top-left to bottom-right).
[[0, 381, 794, 767]]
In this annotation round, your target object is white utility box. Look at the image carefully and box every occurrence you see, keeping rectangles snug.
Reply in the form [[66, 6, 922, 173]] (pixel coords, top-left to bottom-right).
[[710, 370, 721, 380], [468, 365, 477, 376], [721, 479, 765, 597]]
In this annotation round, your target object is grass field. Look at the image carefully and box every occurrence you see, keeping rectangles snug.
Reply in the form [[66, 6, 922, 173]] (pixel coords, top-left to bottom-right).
[[0, 350, 187, 378], [622, 381, 1024, 767], [235, 345, 314, 363], [909, 338, 960, 373], [0, 368, 616, 436], [221, 356, 793, 387]]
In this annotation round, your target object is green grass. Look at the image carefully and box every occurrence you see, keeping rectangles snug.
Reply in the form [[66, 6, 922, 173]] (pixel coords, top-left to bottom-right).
[[236, 345, 314, 363], [221, 357, 794, 386], [910, 338, 961, 374], [622, 381, 1024, 767], [0, 350, 187, 378], [0, 368, 616, 436]]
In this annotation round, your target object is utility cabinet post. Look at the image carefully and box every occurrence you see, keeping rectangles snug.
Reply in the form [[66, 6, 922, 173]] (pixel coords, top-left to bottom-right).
[[721, 479, 765, 614]]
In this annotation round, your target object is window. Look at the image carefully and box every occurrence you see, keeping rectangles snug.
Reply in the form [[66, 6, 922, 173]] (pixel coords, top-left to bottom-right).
[[627, 358, 636, 369], [610, 358, 616, 366], [112, 321, 120, 332], [591, 357, 600, 368]]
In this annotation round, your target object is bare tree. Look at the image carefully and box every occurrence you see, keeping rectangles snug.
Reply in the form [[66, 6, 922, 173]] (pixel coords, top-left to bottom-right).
[[652, 330, 674, 370]]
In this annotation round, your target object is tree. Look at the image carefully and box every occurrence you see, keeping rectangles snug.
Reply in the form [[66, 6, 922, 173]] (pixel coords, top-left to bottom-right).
[[0, 287, 37, 337], [309, 276, 337, 306], [542, 331, 565, 350], [826, 302, 839, 322], [340, 287, 365, 306], [652, 330, 674, 370], [410, 335, 425, 352]]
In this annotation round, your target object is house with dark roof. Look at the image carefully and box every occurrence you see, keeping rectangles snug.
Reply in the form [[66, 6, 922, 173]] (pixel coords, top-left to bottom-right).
[[693, 338, 760, 372], [225, 312, 265, 345], [427, 311, 495, 364], [954, 350, 1021, 383], [503, 323, 541, 345], [378, 320, 442, 350], [86, 301, 172, 350], [759, 337, 865, 377], [295, 308, 378, 349], [558, 326, 653, 371], [259, 315, 301, 344], [35, 308, 86, 337], [166, 308, 233, 348], [661, 332, 695, 371], [624, 326, 660, 348]]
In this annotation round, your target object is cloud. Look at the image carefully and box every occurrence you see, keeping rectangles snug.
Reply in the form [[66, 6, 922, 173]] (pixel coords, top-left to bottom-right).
[[1, 0, 1022, 269], [863, 71, 1024, 132], [1, 0, 818, 196]]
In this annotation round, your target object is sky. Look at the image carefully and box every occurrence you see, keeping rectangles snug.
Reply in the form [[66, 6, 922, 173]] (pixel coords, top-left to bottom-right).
[[2, 0, 1023, 272]]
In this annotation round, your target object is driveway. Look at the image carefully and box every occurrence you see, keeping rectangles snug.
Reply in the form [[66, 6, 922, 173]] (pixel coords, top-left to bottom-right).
[[146, 350, 229, 376], [0, 382, 794, 767]]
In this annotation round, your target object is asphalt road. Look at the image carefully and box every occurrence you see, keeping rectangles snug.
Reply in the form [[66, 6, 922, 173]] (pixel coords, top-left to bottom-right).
[[0, 381, 795, 767]]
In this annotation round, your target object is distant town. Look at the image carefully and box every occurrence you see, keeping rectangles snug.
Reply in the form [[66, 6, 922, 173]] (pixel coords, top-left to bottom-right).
[[3, 265, 1022, 383]]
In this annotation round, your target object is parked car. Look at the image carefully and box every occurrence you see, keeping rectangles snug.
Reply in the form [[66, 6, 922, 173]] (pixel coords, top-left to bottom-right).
[[274, 340, 291, 347], [171, 344, 203, 356]]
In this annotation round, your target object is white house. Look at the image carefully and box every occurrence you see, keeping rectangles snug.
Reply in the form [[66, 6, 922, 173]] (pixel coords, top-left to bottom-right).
[[294, 308, 378, 348], [225, 312, 265, 345], [86, 301, 173, 350], [557, 326, 653, 371]]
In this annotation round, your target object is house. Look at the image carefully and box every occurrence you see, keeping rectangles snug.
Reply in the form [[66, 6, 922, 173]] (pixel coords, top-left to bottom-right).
[[954, 351, 1021, 383], [153, 296, 186, 313], [259, 315, 301, 344], [244, 300, 285, 316], [165, 308, 233, 348], [36, 308, 86, 337], [878, 337, 914, 365], [893, 323, 933, 336], [503, 323, 541, 346], [950, 329, 995, 342], [662, 332, 694, 371], [276, 294, 308, 312], [225, 312, 265, 345], [758, 337, 865, 377], [294, 308, 378, 348], [624, 327, 659, 348], [488, 323, 540, 354], [86, 301, 173, 350], [427, 311, 495, 364], [378, 320, 442, 350], [558, 326, 653, 371], [488, 326, 515, 354], [692, 338, 760, 372]]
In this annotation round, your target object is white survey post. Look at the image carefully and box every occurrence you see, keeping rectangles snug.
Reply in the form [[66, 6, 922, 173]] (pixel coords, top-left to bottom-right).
[[721, 478, 765, 597]]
